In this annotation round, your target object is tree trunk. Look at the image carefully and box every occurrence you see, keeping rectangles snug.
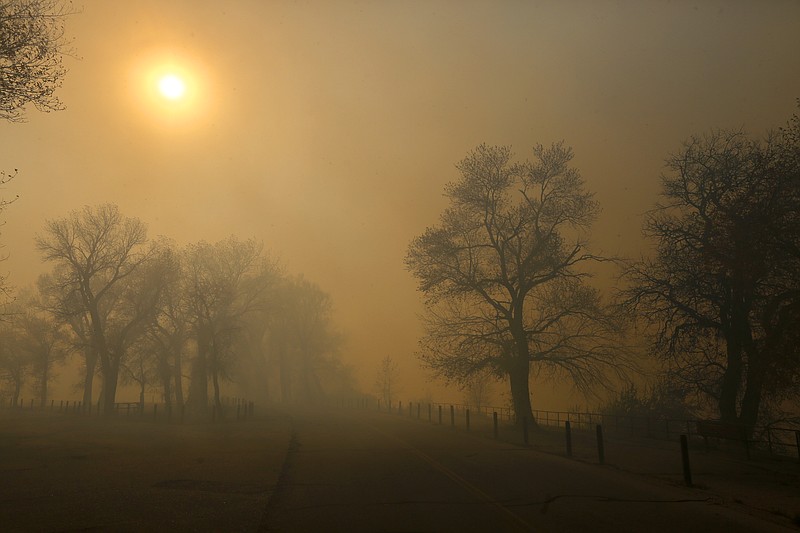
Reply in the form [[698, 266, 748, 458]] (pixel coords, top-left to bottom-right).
[[718, 330, 743, 423], [208, 331, 223, 409], [174, 353, 184, 407], [88, 303, 114, 414], [188, 328, 209, 412], [40, 360, 48, 408], [508, 312, 536, 427], [102, 358, 120, 415], [211, 367, 221, 408], [739, 352, 766, 432], [161, 369, 172, 409], [508, 354, 534, 427], [279, 346, 292, 404], [82, 350, 97, 411]]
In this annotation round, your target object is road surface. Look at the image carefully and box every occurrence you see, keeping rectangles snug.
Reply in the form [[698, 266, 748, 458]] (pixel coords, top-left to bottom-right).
[[261, 409, 789, 532]]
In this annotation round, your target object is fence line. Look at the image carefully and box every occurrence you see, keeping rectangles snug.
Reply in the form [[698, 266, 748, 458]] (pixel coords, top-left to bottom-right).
[[375, 398, 800, 462], [0, 396, 256, 424]]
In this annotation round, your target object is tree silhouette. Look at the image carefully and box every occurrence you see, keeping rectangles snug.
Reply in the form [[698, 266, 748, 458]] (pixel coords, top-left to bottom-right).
[[622, 127, 800, 430], [407, 143, 631, 424], [0, 0, 73, 122]]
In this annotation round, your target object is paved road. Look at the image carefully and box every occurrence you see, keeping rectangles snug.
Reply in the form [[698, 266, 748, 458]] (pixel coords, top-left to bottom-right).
[[261, 409, 790, 532]]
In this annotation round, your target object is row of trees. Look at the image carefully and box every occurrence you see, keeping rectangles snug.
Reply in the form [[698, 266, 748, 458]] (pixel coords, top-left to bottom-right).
[[407, 106, 800, 431], [0, 205, 355, 413], [0, 3, 357, 415]]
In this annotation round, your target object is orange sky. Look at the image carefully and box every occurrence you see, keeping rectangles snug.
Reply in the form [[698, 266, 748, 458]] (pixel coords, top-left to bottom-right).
[[1, 1, 799, 409]]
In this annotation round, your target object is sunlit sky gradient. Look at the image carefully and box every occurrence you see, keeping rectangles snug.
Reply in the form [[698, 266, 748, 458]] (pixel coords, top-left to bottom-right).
[[1, 1, 799, 407]]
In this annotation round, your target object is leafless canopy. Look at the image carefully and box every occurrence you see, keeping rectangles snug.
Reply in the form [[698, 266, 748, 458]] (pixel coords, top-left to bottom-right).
[[407, 144, 633, 419], [0, 0, 74, 122], [620, 127, 800, 428]]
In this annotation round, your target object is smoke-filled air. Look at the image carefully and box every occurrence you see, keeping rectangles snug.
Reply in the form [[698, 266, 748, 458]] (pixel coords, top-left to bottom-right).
[[1, 1, 799, 531]]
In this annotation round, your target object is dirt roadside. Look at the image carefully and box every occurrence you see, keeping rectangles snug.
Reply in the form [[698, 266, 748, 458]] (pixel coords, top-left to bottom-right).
[[0, 411, 293, 532]]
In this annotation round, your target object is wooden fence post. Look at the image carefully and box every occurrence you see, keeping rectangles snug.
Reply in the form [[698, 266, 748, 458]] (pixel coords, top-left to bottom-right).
[[450, 405, 455, 427], [466, 408, 470, 431], [493, 411, 498, 439]]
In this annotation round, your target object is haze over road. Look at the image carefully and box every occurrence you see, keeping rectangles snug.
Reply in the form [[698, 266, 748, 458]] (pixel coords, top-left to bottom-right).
[[262, 410, 784, 532]]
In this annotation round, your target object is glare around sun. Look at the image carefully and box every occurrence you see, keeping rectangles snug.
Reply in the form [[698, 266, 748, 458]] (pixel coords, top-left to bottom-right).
[[158, 74, 186, 100]]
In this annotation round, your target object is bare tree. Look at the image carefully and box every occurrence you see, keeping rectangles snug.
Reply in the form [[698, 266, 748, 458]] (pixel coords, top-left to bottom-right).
[[374, 355, 399, 410], [285, 278, 341, 403], [621, 128, 800, 430], [263, 277, 344, 405], [0, 320, 26, 404], [0, 0, 73, 123], [407, 144, 631, 424], [140, 240, 188, 410], [37, 270, 95, 407], [463, 370, 494, 410], [36, 204, 151, 414], [13, 289, 66, 406], [119, 341, 156, 409], [184, 237, 266, 411]]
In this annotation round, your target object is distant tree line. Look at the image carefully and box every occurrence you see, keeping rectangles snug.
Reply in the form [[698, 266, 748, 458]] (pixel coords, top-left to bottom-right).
[[407, 103, 800, 432], [0, 204, 356, 413]]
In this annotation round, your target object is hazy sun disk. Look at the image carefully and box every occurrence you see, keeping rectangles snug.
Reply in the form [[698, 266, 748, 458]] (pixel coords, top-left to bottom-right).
[[158, 74, 186, 100]]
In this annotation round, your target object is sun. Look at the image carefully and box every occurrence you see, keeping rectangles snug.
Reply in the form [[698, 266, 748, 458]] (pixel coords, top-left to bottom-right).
[[158, 74, 186, 100], [131, 51, 209, 126]]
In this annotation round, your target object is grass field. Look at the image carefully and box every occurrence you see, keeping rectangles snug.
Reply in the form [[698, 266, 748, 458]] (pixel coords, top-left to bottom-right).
[[0, 411, 292, 532]]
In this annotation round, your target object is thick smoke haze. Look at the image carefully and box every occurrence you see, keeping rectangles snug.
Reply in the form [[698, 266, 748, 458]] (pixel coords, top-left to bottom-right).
[[1, 1, 799, 406]]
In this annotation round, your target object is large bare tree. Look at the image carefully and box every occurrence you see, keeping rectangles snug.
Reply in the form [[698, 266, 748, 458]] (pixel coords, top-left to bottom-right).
[[36, 204, 151, 414], [407, 143, 630, 424], [622, 128, 800, 430]]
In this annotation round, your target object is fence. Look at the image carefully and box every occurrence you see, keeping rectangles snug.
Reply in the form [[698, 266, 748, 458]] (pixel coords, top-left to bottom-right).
[[374, 399, 800, 463], [0, 395, 256, 424], [528, 408, 800, 461]]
